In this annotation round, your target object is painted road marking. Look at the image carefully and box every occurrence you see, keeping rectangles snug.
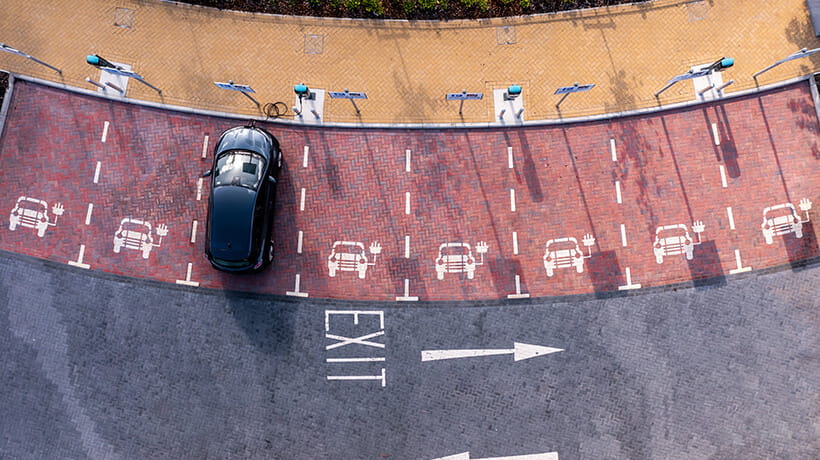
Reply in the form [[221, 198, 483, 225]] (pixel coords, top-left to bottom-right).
[[726, 207, 735, 230], [190, 220, 198, 243], [422, 342, 563, 362], [510, 188, 516, 212], [396, 279, 419, 301], [101, 121, 109, 143], [297, 230, 304, 254], [610, 138, 617, 162], [729, 249, 752, 274], [711, 122, 720, 146], [325, 310, 385, 330], [719, 165, 728, 188], [175, 263, 200, 287], [68, 244, 90, 269], [302, 145, 309, 168], [512, 231, 519, 255], [286, 274, 309, 297], [620, 224, 628, 247], [617, 267, 642, 290], [196, 178, 203, 201], [507, 146, 514, 169], [405, 235, 410, 258], [93, 161, 101, 184], [326, 331, 385, 350], [405, 192, 411, 215], [432, 451, 559, 460], [507, 274, 530, 299], [84, 203, 93, 225], [326, 357, 386, 363], [299, 188, 306, 211], [327, 368, 386, 387], [406, 149, 412, 172], [615, 180, 622, 204], [201, 135, 209, 159]]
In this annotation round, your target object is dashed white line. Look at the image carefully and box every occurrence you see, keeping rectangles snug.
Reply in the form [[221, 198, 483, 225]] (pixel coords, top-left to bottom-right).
[[711, 122, 721, 146], [507, 146, 514, 169], [297, 230, 304, 254], [726, 207, 735, 230], [512, 231, 519, 255], [84, 203, 93, 225], [610, 138, 617, 162], [405, 192, 411, 215], [101, 121, 109, 143], [201, 135, 209, 159], [406, 149, 412, 172], [719, 165, 728, 188], [302, 145, 310, 168], [510, 188, 516, 212], [299, 187, 306, 211], [615, 180, 622, 204], [190, 220, 198, 243], [404, 235, 410, 258], [93, 161, 101, 184], [196, 177, 203, 201], [620, 224, 628, 247]]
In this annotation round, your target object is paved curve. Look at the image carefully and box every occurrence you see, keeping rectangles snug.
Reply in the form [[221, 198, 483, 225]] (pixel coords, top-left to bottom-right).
[[0, 78, 817, 301], [0, 249, 816, 459]]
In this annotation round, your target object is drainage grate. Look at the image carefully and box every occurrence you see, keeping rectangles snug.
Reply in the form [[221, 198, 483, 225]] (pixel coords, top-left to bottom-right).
[[686, 1, 708, 22], [304, 34, 324, 54], [496, 26, 516, 45], [114, 8, 135, 28]]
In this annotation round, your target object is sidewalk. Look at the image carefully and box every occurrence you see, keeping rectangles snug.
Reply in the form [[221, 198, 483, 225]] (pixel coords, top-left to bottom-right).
[[1, 0, 819, 124]]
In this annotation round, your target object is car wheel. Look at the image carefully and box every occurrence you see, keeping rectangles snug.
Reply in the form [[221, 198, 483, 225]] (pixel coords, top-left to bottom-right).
[[9, 219, 17, 231], [795, 228, 803, 239], [763, 235, 773, 245], [277, 151, 283, 169], [142, 249, 151, 259], [685, 250, 694, 260], [113, 242, 121, 253], [37, 225, 47, 238], [358, 268, 367, 279]]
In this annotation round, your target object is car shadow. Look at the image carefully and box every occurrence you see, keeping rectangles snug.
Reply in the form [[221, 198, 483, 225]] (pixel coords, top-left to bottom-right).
[[585, 250, 626, 298], [784, 220, 818, 271], [686, 240, 726, 289]]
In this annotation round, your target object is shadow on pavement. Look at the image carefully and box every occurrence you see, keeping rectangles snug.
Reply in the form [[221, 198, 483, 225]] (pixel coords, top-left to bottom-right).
[[687, 240, 726, 289], [785, 220, 818, 271], [586, 250, 625, 298]]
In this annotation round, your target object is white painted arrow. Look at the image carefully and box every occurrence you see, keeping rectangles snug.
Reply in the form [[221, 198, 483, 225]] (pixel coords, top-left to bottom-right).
[[421, 342, 564, 362], [432, 451, 558, 460]]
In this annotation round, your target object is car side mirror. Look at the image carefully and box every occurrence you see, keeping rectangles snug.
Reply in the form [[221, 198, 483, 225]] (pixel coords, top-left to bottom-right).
[[202, 170, 212, 177], [267, 176, 277, 184]]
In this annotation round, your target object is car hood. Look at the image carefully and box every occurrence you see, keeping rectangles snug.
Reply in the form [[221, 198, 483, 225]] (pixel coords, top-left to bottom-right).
[[210, 186, 256, 260], [218, 128, 273, 160]]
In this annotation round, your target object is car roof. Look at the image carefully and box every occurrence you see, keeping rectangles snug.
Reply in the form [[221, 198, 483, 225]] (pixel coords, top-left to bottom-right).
[[656, 224, 688, 232], [763, 203, 796, 213], [439, 242, 470, 249], [545, 237, 578, 246]]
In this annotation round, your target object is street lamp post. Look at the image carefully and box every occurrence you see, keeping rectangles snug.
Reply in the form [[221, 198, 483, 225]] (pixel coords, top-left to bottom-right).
[[655, 57, 734, 98], [213, 80, 259, 108], [1, 43, 62, 74], [753, 48, 820, 80], [86, 54, 162, 95]]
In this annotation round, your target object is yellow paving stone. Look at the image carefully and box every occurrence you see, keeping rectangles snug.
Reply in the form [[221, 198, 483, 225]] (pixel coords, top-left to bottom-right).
[[1, 0, 818, 124]]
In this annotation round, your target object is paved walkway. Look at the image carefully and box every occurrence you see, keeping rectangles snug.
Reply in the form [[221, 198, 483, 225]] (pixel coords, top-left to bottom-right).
[[1, 0, 819, 124]]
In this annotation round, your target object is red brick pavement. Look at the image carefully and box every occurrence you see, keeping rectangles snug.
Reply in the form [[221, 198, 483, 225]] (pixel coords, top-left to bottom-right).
[[0, 80, 817, 301]]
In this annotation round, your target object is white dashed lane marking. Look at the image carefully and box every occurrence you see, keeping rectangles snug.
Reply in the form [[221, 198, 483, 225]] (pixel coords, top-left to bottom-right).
[[615, 180, 622, 204], [101, 121, 109, 143], [297, 230, 304, 254], [93, 161, 101, 184], [299, 188, 306, 211], [620, 224, 628, 247], [512, 231, 519, 255], [190, 220, 198, 244], [405, 149, 411, 173], [302, 145, 310, 168], [201, 135, 209, 159], [719, 165, 728, 188], [84, 203, 93, 225], [726, 207, 735, 230], [507, 146, 514, 169], [610, 138, 617, 162], [510, 188, 516, 212], [711, 122, 721, 146]]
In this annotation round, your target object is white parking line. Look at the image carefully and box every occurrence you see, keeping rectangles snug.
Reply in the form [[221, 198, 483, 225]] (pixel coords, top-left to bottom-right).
[[615, 180, 622, 204], [610, 138, 617, 162], [101, 121, 109, 143], [327, 368, 386, 387], [302, 145, 310, 168], [512, 231, 519, 255], [68, 244, 90, 269], [297, 230, 304, 254], [286, 274, 309, 297], [299, 188, 306, 211], [201, 135, 209, 159], [175, 262, 200, 287], [617, 267, 642, 290], [404, 235, 410, 258], [326, 357, 386, 363], [726, 207, 735, 230], [196, 177, 203, 201], [190, 220, 198, 243], [406, 149, 412, 172], [93, 161, 101, 184], [510, 188, 516, 212], [507, 274, 530, 299], [620, 224, 628, 247], [84, 203, 93, 225], [729, 249, 752, 274], [396, 279, 419, 301], [711, 122, 720, 146], [507, 146, 514, 169], [719, 165, 728, 188], [405, 192, 411, 215]]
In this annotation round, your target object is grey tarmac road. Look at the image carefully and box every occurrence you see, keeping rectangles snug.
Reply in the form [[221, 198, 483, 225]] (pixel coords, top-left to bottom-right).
[[0, 249, 817, 460]]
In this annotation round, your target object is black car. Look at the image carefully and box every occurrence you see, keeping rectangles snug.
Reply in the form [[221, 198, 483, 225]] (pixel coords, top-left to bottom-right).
[[203, 123, 282, 272]]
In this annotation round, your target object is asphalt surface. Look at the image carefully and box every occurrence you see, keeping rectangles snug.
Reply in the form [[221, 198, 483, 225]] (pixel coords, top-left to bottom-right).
[[0, 249, 816, 459]]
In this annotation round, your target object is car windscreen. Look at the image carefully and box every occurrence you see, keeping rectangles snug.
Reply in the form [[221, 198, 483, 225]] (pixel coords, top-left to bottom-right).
[[214, 150, 266, 190]]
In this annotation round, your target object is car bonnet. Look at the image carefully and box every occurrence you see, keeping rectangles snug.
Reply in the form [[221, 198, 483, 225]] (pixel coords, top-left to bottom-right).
[[210, 186, 257, 260]]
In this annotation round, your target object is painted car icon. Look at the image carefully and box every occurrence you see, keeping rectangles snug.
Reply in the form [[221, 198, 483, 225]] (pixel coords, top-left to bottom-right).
[[653, 224, 694, 264], [328, 241, 370, 279], [113, 218, 155, 259], [543, 237, 585, 277], [435, 243, 477, 280], [9, 196, 63, 237], [761, 203, 803, 244]]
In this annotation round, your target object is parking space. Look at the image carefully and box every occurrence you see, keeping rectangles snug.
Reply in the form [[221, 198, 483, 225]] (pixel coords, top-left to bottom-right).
[[0, 79, 817, 301]]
